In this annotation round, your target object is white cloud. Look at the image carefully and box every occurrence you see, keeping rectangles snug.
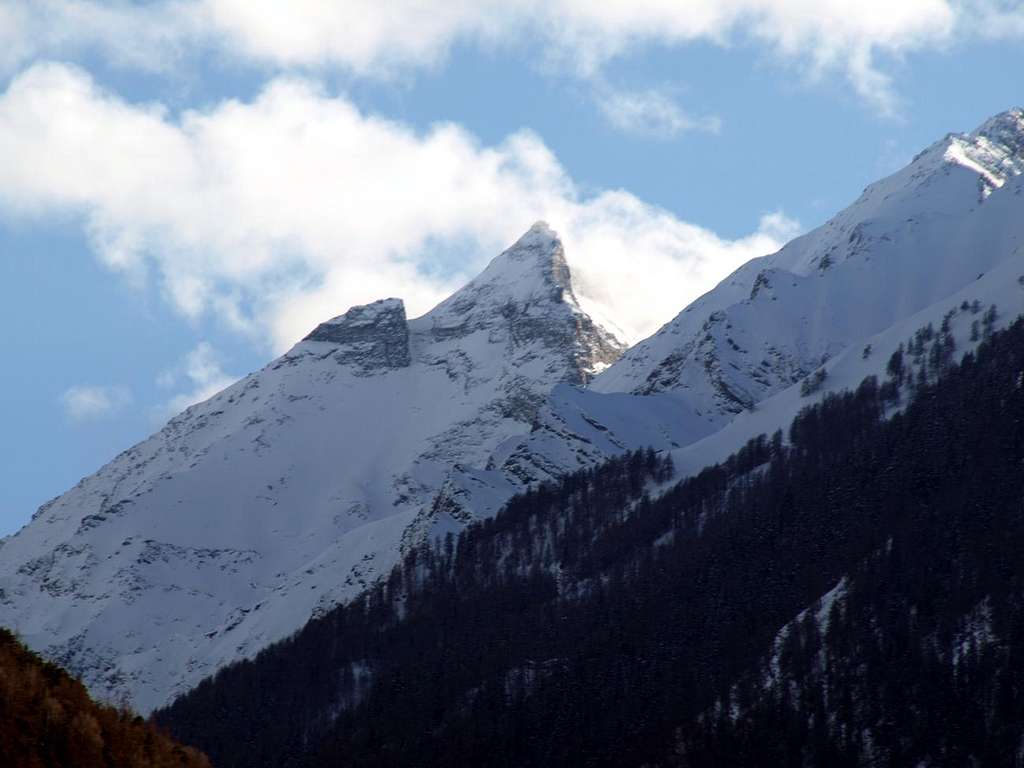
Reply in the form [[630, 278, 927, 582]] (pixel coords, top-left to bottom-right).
[[0, 1, 201, 75], [1, 1, 1011, 115], [160, 342, 237, 413], [595, 86, 721, 139], [61, 385, 132, 421], [565, 205, 799, 340], [967, 0, 1024, 39], [0, 63, 795, 348]]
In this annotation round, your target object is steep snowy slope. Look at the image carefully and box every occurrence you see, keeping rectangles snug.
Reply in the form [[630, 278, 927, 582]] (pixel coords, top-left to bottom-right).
[[0, 223, 623, 713], [594, 108, 1024, 408], [671, 233, 1024, 478], [492, 109, 1024, 484]]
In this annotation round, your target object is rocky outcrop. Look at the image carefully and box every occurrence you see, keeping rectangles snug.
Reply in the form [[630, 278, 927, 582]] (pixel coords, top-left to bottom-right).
[[302, 298, 411, 372]]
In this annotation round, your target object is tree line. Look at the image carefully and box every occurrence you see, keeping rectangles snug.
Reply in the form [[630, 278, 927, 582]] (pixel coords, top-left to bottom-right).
[[158, 314, 1024, 767]]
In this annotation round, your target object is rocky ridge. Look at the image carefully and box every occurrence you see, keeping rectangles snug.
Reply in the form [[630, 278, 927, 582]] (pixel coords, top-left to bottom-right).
[[591, 108, 1024, 407]]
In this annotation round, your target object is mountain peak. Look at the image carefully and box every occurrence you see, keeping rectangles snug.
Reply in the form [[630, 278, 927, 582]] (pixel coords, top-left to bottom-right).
[[934, 107, 1024, 193], [305, 298, 405, 337], [595, 106, 1024, 403], [418, 223, 623, 383], [425, 223, 569, 318], [301, 297, 410, 372], [473, 220, 570, 297], [506, 220, 559, 256], [969, 106, 1024, 143]]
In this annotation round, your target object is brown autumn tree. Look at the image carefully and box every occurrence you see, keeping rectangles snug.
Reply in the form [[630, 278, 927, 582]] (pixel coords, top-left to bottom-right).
[[0, 628, 211, 768]]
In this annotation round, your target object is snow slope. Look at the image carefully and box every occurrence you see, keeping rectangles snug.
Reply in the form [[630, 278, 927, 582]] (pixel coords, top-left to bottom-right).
[[0, 223, 623, 712], [593, 108, 1024, 410], [485, 109, 1024, 486], [672, 233, 1024, 479]]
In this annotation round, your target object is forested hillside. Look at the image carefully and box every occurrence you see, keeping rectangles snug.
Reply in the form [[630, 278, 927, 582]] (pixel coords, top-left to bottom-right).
[[159, 317, 1024, 767], [675, 325, 1024, 763], [0, 628, 210, 768]]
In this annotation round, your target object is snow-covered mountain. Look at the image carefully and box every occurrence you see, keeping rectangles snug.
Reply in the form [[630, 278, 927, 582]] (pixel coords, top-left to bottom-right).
[[0, 223, 623, 712], [596, 107, 1024, 404], [495, 108, 1024, 483], [3, 108, 1024, 716]]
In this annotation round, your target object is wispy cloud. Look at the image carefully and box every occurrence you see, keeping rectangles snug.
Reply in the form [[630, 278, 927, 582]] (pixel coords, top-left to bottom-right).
[[0, 1, 1012, 116], [966, 0, 1024, 40], [159, 342, 236, 414], [61, 385, 132, 421], [595, 85, 720, 139]]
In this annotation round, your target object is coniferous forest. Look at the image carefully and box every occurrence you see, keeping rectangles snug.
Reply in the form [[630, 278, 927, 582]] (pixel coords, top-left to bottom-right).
[[157, 318, 1024, 767]]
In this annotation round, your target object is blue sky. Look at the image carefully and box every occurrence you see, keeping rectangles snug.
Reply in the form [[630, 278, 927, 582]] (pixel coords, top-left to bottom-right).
[[1, 1, 1023, 535]]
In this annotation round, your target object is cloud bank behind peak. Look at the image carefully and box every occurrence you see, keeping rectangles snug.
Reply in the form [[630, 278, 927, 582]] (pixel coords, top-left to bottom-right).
[[0, 62, 798, 349]]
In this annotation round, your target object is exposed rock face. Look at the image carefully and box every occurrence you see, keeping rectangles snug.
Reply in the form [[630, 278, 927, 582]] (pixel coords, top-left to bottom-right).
[[302, 298, 411, 372], [944, 106, 1024, 196], [0, 222, 624, 714]]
